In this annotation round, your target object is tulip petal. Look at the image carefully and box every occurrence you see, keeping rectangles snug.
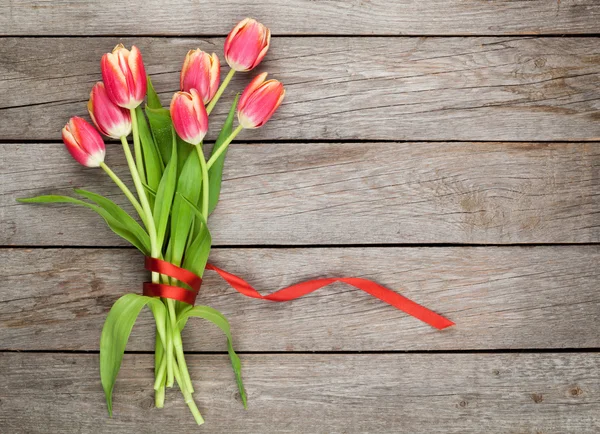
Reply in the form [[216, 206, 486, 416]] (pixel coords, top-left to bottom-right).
[[129, 46, 147, 104], [239, 72, 268, 109], [62, 117, 106, 167], [225, 18, 270, 72], [101, 53, 130, 107], [238, 77, 285, 129]]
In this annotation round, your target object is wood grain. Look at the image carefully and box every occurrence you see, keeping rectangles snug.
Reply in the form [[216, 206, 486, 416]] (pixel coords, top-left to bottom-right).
[[1, 352, 598, 433], [2, 37, 600, 141], [2, 1, 599, 36], [2, 142, 598, 246], [1, 247, 598, 351]]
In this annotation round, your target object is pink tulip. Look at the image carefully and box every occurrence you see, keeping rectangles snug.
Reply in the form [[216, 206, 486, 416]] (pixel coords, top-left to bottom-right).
[[101, 44, 147, 109], [238, 72, 285, 129], [224, 18, 271, 72], [170, 89, 209, 145], [180, 49, 220, 104], [88, 82, 132, 139], [62, 117, 106, 167]]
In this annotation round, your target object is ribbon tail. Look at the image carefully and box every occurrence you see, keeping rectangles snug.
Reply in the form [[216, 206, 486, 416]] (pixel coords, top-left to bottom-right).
[[205, 264, 454, 330]]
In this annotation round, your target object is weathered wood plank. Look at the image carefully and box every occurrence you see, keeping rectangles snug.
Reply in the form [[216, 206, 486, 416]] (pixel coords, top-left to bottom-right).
[[2, 37, 600, 141], [1, 247, 598, 351], [2, 1, 599, 36], [0, 352, 598, 433], [2, 142, 598, 245]]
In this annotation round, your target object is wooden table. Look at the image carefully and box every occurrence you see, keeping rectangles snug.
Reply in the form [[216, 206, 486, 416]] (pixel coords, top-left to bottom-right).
[[1, 1, 599, 432]]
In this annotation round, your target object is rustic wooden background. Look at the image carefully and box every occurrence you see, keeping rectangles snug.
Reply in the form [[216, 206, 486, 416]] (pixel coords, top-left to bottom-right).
[[1, 1, 599, 433]]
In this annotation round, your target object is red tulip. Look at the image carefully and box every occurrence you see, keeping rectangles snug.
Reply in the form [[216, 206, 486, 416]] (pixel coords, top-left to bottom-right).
[[180, 49, 220, 104], [88, 82, 132, 139], [224, 18, 271, 72], [62, 117, 106, 167], [170, 89, 209, 145], [101, 44, 147, 109], [238, 72, 285, 129]]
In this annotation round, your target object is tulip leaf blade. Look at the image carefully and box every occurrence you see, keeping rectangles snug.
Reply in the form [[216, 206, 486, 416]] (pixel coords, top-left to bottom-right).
[[73, 189, 151, 253], [177, 305, 246, 409], [176, 136, 193, 176], [17, 194, 150, 254], [168, 149, 201, 266], [136, 107, 164, 200], [153, 129, 178, 254], [146, 106, 173, 165], [179, 193, 212, 277], [100, 293, 167, 417], [208, 94, 239, 215], [146, 76, 162, 109]]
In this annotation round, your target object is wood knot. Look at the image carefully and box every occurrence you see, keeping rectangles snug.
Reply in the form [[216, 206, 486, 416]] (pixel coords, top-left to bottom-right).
[[569, 386, 583, 397], [531, 393, 543, 403], [459, 400, 468, 408]]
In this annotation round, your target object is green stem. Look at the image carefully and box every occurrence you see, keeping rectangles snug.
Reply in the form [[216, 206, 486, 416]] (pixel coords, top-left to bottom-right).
[[206, 68, 235, 115], [155, 383, 165, 409], [206, 125, 244, 170], [196, 145, 210, 219], [165, 313, 175, 387], [167, 299, 194, 394], [120, 136, 159, 264], [172, 360, 204, 425], [154, 349, 167, 390], [129, 109, 146, 184], [99, 162, 147, 225]]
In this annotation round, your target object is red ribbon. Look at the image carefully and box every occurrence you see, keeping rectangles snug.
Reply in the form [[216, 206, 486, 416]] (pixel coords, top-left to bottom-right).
[[143, 257, 454, 330], [143, 257, 202, 306]]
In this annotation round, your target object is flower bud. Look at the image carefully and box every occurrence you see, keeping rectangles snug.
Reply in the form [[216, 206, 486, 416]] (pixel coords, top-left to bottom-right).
[[170, 89, 209, 145], [180, 49, 220, 104], [62, 117, 106, 167], [238, 72, 285, 129], [101, 44, 147, 109], [88, 82, 132, 139], [224, 18, 271, 72]]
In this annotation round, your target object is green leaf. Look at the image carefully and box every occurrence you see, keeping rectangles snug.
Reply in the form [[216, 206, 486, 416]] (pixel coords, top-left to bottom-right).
[[100, 294, 167, 416], [177, 306, 246, 408], [146, 76, 162, 109], [208, 94, 239, 215], [168, 149, 201, 266], [142, 182, 157, 198], [18, 195, 150, 254], [176, 136, 193, 176], [153, 129, 178, 253], [179, 193, 212, 277], [73, 188, 151, 252], [136, 107, 164, 201], [146, 106, 173, 165]]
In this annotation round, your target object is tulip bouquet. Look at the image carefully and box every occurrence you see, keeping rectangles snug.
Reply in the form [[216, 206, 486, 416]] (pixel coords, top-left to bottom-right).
[[20, 18, 282, 425], [19, 16, 455, 427]]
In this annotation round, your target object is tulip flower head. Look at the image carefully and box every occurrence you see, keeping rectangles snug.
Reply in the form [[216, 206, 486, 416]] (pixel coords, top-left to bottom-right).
[[170, 89, 209, 145], [180, 49, 221, 104], [224, 18, 271, 72], [101, 44, 147, 109], [238, 72, 285, 129], [62, 117, 106, 167], [88, 82, 132, 139]]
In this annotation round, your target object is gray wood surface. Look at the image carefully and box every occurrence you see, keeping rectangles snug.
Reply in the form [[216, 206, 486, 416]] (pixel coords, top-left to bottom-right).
[[3, 142, 598, 246], [1, 352, 598, 433], [1, 246, 599, 351], [2, 2, 599, 432], [2, 1, 599, 36], [2, 37, 600, 141]]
